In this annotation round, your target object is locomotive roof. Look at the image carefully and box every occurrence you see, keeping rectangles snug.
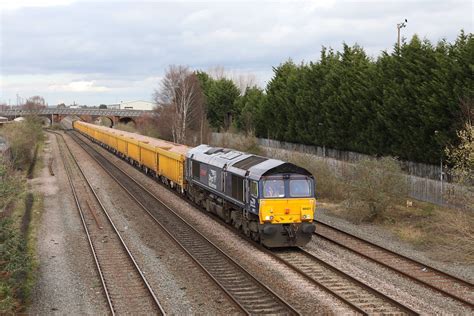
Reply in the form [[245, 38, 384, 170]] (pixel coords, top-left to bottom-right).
[[187, 145, 312, 179]]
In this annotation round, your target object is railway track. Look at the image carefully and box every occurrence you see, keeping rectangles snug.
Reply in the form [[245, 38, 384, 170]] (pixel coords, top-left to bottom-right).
[[269, 247, 417, 315], [314, 220, 474, 309], [51, 131, 165, 315], [68, 131, 299, 315], [71, 130, 424, 315]]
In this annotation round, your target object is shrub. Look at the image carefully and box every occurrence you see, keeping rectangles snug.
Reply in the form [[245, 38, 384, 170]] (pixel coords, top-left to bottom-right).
[[2, 117, 44, 170], [344, 157, 407, 223], [0, 162, 24, 212]]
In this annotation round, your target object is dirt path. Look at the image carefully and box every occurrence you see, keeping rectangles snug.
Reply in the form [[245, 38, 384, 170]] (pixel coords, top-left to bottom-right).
[[28, 132, 108, 315]]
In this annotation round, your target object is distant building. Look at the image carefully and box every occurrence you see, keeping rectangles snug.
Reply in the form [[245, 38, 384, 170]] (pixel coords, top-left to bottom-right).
[[108, 100, 155, 111], [107, 103, 121, 110]]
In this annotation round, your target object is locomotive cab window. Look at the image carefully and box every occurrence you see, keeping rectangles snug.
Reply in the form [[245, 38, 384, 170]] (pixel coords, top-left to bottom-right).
[[263, 179, 285, 198], [250, 181, 258, 197], [289, 179, 312, 197]]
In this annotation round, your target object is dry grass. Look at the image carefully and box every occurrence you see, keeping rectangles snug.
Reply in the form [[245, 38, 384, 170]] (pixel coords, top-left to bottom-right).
[[214, 132, 263, 155], [324, 198, 474, 264], [114, 123, 138, 133], [428, 208, 474, 262]]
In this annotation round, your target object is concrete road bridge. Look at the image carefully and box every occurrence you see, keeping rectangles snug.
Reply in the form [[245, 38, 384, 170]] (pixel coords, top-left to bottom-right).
[[0, 108, 150, 126]]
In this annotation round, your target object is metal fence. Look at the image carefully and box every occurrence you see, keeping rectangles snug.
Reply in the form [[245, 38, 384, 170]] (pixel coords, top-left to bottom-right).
[[256, 137, 448, 181]]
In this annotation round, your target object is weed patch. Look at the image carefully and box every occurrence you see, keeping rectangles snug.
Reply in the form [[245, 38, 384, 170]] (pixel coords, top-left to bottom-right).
[[0, 218, 33, 313]]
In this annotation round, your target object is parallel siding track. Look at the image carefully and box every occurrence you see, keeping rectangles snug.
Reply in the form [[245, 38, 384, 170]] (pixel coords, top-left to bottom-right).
[[51, 131, 165, 315], [314, 220, 474, 309], [69, 131, 299, 315]]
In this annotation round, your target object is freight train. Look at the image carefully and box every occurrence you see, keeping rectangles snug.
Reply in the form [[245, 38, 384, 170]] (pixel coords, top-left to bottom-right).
[[73, 120, 316, 247]]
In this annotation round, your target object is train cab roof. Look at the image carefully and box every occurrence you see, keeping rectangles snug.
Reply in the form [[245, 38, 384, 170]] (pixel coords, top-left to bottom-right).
[[186, 145, 312, 180]]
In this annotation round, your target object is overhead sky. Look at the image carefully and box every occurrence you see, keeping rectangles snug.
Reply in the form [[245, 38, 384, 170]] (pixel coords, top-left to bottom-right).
[[0, 0, 472, 106]]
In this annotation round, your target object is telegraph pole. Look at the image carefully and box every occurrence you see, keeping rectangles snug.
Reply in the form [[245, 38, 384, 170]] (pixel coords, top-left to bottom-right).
[[397, 19, 408, 49]]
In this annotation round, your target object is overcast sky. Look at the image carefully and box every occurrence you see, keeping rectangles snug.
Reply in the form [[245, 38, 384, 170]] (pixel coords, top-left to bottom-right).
[[0, 0, 472, 106]]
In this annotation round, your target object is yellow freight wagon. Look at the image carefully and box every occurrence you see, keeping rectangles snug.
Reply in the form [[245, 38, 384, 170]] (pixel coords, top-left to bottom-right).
[[127, 138, 141, 163], [139, 142, 158, 172], [73, 120, 190, 189], [116, 134, 128, 156], [157, 149, 185, 187], [106, 131, 118, 151]]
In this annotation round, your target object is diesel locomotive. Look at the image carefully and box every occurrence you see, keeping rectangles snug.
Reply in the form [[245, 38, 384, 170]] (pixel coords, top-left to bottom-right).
[[73, 120, 316, 247]]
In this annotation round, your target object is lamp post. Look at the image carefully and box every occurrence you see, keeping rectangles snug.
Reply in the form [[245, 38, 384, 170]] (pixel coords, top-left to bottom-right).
[[397, 19, 408, 49]]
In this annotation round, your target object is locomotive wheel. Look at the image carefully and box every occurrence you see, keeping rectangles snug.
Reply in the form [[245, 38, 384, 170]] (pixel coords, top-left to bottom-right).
[[251, 231, 260, 242]]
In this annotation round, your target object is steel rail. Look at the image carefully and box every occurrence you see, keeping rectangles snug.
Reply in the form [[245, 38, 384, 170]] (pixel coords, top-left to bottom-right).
[[69, 130, 300, 315], [50, 131, 165, 315], [272, 248, 418, 315], [314, 220, 474, 309], [52, 132, 115, 315]]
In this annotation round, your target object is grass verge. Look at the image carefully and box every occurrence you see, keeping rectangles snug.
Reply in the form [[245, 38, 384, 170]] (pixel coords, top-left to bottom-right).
[[0, 120, 44, 313]]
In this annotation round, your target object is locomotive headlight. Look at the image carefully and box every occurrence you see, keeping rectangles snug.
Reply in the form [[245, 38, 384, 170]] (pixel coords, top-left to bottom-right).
[[264, 215, 274, 221]]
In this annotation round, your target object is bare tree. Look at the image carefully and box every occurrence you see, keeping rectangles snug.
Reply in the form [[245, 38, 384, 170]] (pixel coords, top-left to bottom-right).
[[153, 65, 204, 144], [234, 73, 257, 94], [208, 66, 258, 94], [207, 66, 226, 80], [23, 96, 46, 110]]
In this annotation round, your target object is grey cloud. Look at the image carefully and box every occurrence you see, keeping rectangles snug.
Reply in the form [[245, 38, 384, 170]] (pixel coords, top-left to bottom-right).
[[0, 0, 471, 104]]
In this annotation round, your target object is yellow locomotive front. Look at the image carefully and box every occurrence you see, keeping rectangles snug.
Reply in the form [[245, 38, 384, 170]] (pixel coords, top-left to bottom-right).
[[256, 174, 316, 247]]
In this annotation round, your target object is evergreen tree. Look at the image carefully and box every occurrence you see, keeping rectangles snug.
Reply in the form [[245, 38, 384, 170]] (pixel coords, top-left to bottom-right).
[[206, 78, 240, 130], [197, 31, 473, 165], [234, 86, 266, 134]]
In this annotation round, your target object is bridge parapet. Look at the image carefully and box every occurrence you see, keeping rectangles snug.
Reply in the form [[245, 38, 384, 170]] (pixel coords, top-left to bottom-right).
[[0, 108, 149, 117]]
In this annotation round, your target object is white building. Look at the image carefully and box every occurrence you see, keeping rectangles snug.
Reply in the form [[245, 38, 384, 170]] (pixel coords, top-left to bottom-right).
[[108, 100, 156, 111]]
